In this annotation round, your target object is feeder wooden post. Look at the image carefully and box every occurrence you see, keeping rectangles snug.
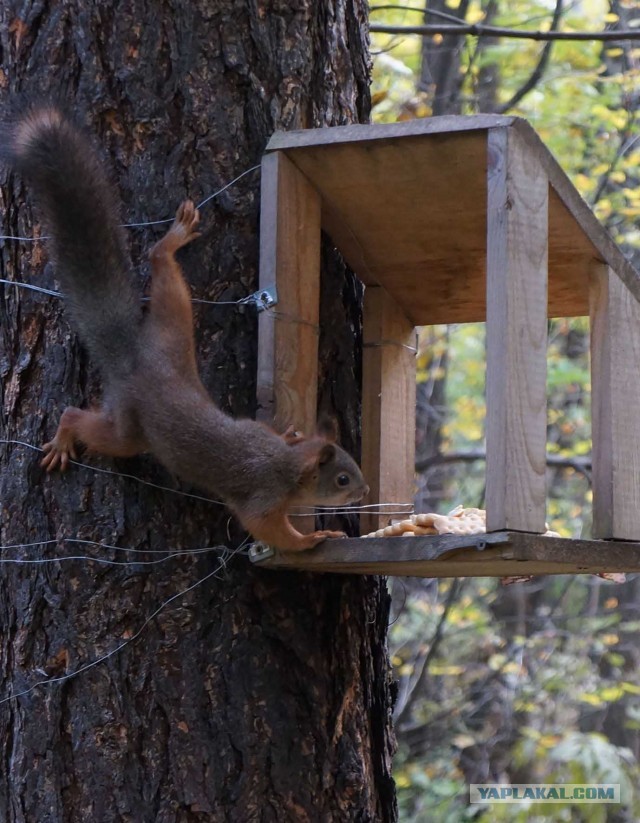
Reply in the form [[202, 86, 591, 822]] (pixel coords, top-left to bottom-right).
[[485, 128, 548, 533], [590, 262, 640, 539], [361, 286, 416, 534], [257, 151, 321, 432], [257, 151, 321, 532]]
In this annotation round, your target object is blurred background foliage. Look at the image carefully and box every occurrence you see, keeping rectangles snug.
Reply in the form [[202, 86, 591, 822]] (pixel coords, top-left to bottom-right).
[[370, 1, 640, 819]]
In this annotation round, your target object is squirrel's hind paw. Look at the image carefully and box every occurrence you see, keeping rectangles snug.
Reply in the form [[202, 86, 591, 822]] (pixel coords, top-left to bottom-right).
[[41, 438, 77, 472], [171, 200, 201, 247]]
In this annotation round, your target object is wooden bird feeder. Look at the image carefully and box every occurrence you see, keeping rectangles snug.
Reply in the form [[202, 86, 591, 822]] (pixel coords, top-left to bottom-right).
[[254, 115, 640, 578]]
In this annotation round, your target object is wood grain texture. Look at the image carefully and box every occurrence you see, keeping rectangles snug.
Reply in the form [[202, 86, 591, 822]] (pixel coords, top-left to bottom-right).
[[266, 115, 640, 324], [485, 128, 548, 533], [361, 287, 416, 533], [253, 531, 640, 577], [257, 151, 321, 433], [590, 263, 640, 539]]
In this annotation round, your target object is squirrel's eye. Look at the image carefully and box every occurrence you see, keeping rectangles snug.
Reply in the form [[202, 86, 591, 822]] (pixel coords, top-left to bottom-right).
[[336, 473, 351, 488]]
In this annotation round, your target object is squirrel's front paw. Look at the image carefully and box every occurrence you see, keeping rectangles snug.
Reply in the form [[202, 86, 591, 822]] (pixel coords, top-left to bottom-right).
[[293, 529, 346, 551], [41, 436, 77, 472], [314, 529, 346, 541]]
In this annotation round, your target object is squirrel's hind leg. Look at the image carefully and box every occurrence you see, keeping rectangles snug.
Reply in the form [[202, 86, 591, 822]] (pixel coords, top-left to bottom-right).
[[41, 406, 147, 471]]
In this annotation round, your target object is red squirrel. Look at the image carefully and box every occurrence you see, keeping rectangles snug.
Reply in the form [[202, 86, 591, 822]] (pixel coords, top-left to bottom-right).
[[6, 108, 368, 550]]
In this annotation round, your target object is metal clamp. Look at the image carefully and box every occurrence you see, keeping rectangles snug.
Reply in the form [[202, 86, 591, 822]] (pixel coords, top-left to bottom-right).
[[248, 542, 275, 563], [240, 285, 278, 313]]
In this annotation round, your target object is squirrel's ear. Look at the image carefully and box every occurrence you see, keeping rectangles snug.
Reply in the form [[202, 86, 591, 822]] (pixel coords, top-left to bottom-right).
[[298, 443, 336, 486], [316, 415, 339, 442], [318, 442, 336, 466]]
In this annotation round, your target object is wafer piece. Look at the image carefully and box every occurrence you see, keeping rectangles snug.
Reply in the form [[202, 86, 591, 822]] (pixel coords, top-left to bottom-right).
[[362, 506, 488, 538], [431, 509, 485, 536]]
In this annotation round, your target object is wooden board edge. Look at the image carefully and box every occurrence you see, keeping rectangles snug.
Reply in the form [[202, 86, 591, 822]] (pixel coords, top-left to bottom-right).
[[250, 531, 640, 578], [265, 114, 517, 152]]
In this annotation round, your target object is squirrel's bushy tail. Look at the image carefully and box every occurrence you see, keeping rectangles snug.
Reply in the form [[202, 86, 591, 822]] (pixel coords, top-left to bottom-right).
[[5, 108, 141, 379]]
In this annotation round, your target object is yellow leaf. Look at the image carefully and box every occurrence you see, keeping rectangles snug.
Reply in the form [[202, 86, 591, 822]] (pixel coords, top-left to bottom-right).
[[488, 653, 507, 670], [579, 692, 604, 706], [606, 47, 624, 57], [574, 173, 595, 193], [604, 597, 618, 609], [414, 102, 432, 118], [430, 664, 465, 675], [467, 7, 485, 24], [602, 633, 619, 645], [514, 700, 537, 712], [600, 686, 624, 701], [595, 200, 612, 219], [605, 12, 620, 22]]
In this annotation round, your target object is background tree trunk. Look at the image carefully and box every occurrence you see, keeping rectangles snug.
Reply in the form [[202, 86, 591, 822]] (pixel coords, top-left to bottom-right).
[[0, 2, 397, 821]]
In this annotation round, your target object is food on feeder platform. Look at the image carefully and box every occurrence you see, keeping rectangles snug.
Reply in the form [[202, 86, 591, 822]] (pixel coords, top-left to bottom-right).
[[362, 505, 560, 539]]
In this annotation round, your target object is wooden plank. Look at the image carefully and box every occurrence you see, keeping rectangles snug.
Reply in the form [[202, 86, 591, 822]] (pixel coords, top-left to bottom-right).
[[547, 188, 594, 318], [485, 127, 548, 532], [282, 132, 490, 325], [251, 531, 640, 578], [361, 287, 416, 534], [590, 263, 640, 539], [256, 153, 321, 535], [266, 114, 517, 152], [256, 151, 321, 433]]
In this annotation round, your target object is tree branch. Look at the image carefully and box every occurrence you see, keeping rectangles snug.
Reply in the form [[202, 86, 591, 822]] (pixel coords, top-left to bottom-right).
[[416, 449, 592, 481], [394, 578, 463, 725], [370, 22, 640, 42], [496, 0, 564, 114]]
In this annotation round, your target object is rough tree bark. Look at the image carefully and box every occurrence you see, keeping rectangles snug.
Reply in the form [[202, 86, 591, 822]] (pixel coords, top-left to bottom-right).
[[0, 2, 397, 821]]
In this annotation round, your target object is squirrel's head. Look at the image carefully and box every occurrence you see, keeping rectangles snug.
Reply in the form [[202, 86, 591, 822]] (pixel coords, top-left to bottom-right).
[[287, 416, 369, 506]]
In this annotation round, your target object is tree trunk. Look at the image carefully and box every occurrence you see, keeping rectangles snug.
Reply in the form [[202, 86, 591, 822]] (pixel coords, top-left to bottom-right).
[[419, 0, 470, 115], [0, 2, 397, 821]]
